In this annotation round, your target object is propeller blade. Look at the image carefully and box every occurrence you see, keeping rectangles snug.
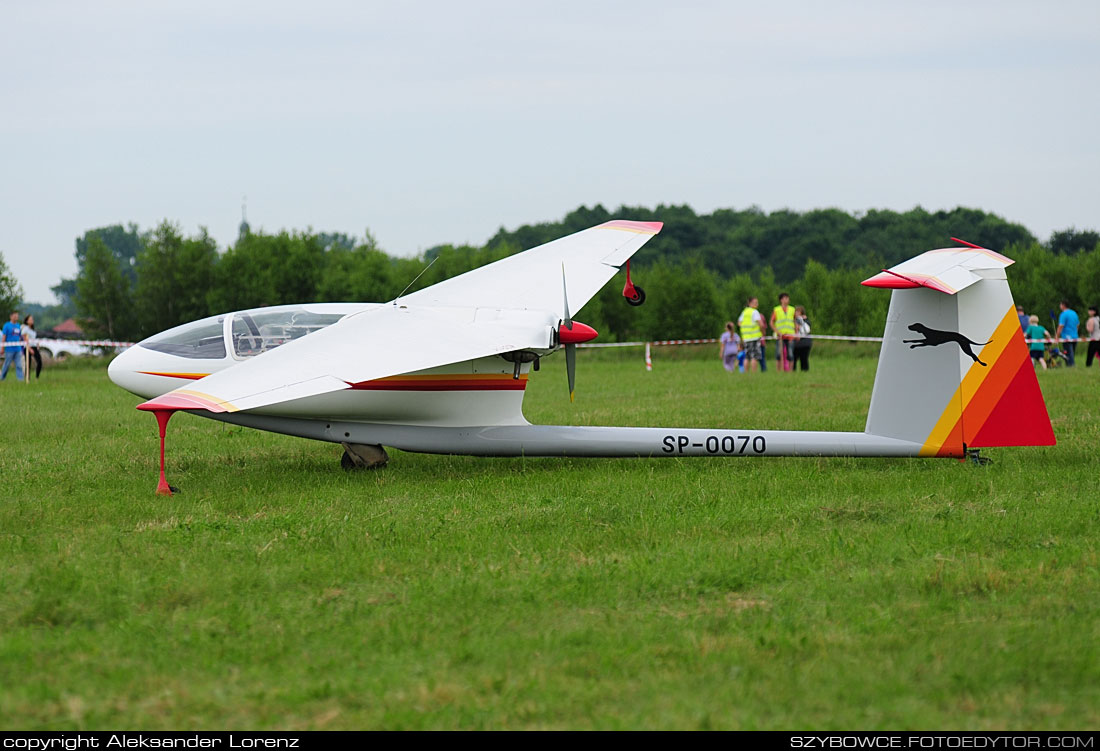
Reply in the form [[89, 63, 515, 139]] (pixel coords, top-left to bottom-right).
[[561, 263, 573, 330], [565, 342, 576, 403]]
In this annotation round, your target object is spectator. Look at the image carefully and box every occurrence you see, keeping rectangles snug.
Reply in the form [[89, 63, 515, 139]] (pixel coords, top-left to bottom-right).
[[792, 305, 812, 371], [22, 314, 42, 380], [1025, 315, 1049, 370], [1086, 305, 1100, 368], [719, 321, 741, 373], [1017, 305, 1028, 331], [2, 310, 26, 382], [1056, 300, 1080, 367], [770, 292, 796, 371], [737, 297, 767, 373]]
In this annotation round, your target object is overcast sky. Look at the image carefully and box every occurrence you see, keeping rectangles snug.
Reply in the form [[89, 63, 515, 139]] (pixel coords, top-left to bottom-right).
[[2, 0, 1098, 302]]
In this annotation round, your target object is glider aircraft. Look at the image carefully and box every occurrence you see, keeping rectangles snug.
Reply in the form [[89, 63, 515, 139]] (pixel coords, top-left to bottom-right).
[[107, 221, 1055, 494]]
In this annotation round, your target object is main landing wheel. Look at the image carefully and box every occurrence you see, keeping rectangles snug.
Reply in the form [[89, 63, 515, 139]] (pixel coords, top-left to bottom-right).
[[626, 286, 646, 306], [341, 442, 390, 471]]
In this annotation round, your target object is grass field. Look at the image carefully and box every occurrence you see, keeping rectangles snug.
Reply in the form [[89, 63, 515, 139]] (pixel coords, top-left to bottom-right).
[[1, 347, 1097, 730]]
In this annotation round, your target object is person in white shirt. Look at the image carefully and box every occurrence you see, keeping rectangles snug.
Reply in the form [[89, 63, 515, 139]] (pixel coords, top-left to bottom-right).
[[1086, 305, 1100, 368], [22, 314, 41, 380]]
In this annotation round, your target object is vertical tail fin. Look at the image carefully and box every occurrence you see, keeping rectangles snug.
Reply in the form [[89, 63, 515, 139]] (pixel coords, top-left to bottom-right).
[[862, 246, 1055, 456]]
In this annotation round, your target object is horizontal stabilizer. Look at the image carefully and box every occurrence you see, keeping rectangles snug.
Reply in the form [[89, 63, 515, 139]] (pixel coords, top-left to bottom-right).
[[862, 245, 1014, 296]]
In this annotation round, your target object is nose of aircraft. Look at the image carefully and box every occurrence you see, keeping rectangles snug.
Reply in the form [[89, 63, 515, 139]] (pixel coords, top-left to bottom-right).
[[107, 344, 141, 393]]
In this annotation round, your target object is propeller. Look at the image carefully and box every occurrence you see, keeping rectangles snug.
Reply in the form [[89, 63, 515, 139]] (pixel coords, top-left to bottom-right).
[[557, 264, 599, 403], [562, 264, 576, 402]]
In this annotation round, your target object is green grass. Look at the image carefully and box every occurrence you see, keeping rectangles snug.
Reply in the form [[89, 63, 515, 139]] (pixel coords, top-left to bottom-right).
[[1, 349, 1097, 730]]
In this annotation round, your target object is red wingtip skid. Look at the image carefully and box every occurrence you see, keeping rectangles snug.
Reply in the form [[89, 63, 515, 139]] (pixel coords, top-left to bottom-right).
[[138, 394, 226, 495], [153, 409, 176, 496]]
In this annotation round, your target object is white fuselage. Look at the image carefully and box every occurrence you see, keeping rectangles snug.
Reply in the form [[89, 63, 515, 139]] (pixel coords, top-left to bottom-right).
[[109, 303, 931, 459], [108, 302, 543, 428]]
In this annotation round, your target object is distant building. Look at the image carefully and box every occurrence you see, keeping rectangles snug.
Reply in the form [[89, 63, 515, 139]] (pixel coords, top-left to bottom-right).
[[49, 318, 85, 339]]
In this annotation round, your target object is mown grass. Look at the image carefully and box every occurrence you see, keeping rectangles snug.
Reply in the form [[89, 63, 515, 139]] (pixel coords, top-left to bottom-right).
[[0, 348, 1097, 730]]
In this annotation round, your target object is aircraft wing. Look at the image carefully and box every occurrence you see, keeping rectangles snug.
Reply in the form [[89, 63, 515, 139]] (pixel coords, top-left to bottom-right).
[[139, 304, 552, 414], [398, 219, 663, 317], [861, 245, 1014, 295]]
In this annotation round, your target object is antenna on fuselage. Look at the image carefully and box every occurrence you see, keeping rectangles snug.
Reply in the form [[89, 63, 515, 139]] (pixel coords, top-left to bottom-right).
[[393, 255, 438, 306]]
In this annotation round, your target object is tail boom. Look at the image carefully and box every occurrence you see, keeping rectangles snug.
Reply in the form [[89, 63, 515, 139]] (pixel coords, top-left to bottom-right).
[[200, 413, 929, 458]]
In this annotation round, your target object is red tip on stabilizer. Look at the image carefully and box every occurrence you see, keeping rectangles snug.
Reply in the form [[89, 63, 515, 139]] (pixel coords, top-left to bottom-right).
[[862, 271, 921, 290], [862, 269, 954, 295], [153, 410, 176, 496], [950, 237, 985, 249]]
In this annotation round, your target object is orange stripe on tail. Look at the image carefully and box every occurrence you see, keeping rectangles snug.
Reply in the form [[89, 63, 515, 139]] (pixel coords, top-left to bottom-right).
[[921, 307, 1054, 456]]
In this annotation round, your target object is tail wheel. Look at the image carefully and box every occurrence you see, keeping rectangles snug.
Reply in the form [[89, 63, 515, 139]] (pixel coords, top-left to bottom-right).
[[626, 286, 646, 306]]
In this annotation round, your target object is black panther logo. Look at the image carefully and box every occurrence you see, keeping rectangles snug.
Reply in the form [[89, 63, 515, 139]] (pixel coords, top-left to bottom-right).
[[904, 323, 991, 366]]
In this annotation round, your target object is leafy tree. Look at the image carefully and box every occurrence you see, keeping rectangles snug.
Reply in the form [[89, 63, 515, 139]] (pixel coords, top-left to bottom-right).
[[1004, 243, 1085, 320], [319, 244, 396, 303], [48, 206, 1099, 347], [621, 260, 721, 340], [54, 224, 145, 310], [209, 230, 324, 312], [1049, 228, 1100, 256], [133, 221, 218, 335], [75, 224, 143, 280], [485, 203, 1040, 286], [49, 278, 78, 310], [0, 251, 23, 315], [74, 235, 135, 340], [316, 232, 358, 253]]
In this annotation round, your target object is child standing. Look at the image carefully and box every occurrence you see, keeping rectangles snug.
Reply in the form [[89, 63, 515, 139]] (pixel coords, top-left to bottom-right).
[[719, 321, 741, 373], [1025, 315, 1049, 370]]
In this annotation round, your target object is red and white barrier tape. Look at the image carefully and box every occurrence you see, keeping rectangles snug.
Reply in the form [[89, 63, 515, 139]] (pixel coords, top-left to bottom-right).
[[3, 335, 1093, 352], [579, 335, 1097, 348], [578, 335, 885, 348], [3, 338, 133, 349]]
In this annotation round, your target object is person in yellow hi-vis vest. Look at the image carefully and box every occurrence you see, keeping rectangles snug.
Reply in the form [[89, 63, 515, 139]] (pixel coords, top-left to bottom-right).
[[770, 292, 796, 372], [737, 297, 767, 373]]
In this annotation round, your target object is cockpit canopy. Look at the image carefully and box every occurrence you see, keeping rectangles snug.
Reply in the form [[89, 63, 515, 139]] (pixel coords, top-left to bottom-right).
[[230, 308, 345, 358], [139, 314, 227, 359], [138, 304, 366, 360]]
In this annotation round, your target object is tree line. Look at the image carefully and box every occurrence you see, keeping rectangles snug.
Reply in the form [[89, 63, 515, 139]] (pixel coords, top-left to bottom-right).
[[30, 205, 1100, 342]]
